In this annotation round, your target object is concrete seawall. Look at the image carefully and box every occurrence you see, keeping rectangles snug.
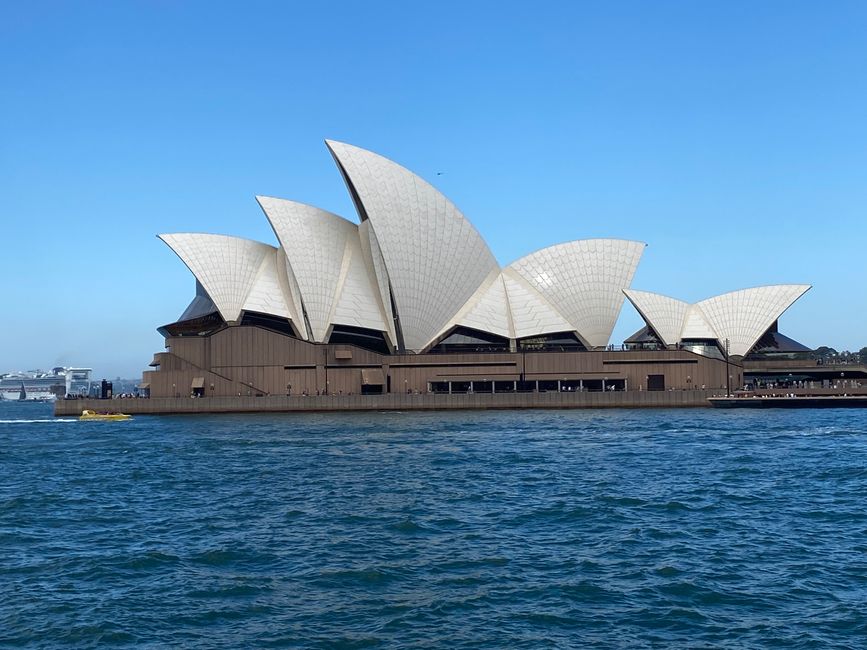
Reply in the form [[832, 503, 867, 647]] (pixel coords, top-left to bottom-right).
[[56, 389, 721, 416]]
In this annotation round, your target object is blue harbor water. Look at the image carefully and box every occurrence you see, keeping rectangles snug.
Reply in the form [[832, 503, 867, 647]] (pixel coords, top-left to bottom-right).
[[2, 402, 866, 648]]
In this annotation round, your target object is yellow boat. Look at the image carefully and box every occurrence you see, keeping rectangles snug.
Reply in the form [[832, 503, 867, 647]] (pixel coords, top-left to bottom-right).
[[80, 409, 132, 421]]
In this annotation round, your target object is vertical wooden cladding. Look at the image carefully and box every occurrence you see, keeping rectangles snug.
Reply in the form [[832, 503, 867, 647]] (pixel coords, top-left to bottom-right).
[[166, 338, 207, 369], [208, 327, 319, 367], [599, 353, 742, 391], [148, 326, 743, 398], [142, 359, 237, 398]]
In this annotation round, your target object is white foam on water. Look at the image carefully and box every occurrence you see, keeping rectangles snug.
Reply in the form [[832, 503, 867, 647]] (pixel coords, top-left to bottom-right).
[[0, 419, 79, 424]]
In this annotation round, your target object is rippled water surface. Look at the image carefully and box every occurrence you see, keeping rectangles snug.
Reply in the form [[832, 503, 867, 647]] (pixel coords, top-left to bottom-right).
[[2, 402, 867, 648]]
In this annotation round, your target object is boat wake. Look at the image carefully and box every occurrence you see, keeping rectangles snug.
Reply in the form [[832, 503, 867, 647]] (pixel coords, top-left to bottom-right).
[[0, 419, 78, 424]]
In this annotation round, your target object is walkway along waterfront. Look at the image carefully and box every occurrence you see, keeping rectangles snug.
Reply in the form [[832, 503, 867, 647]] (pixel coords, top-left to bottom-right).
[[56, 389, 724, 416]]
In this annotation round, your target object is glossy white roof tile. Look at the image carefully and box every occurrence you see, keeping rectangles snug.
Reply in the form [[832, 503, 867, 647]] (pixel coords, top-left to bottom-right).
[[258, 196, 390, 342], [243, 247, 296, 321], [159, 233, 274, 323], [358, 220, 396, 344], [429, 270, 515, 343], [456, 272, 514, 339], [502, 269, 574, 339], [331, 234, 392, 338], [680, 305, 718, 340], [622, 289, 690, 346], [326, 140, 499, 351], [277, 248, 309, 340], [696, 285, 811, 357], [508, 239, 646, 348]]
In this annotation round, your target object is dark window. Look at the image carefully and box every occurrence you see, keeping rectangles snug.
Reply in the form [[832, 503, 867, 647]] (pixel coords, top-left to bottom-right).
[[328, 325, 391, 355], [745, 327, 812, 361], [429, 327, 510, 354], [679, 340, 724, 360], [647, 374, 665, 391], [240, 312, 299, 337], [518, 332, 587, 352], [451, 381, 471, 393], [158, 312, 226, 337], [623, 325, 664, 351]]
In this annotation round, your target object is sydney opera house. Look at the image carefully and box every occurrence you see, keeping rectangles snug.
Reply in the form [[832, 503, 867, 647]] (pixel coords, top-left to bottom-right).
[[141, 140, 811, 399]]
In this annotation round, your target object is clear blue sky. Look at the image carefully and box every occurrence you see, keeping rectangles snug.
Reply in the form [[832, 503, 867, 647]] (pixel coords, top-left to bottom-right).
[[2, 1, 866, 378]]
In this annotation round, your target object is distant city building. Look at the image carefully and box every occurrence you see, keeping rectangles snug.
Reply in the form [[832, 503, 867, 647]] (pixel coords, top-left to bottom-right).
[[0, 367, 91, 401]]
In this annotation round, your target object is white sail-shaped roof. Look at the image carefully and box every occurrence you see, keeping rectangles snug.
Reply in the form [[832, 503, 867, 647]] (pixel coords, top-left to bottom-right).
[[277, 248, 309, 340], [326, 139, 499, 352], [243, 247, 297, 321], [330, 233, 394, 340], [508, 239, 646, 348], [623, 290, 690, 346], [428, 271, 515, 344], [680, 305, 717, 340], [159, 233, 294, 324], [455, 272, 514, 339], [257, 196, 391, 343], [696, 285, 811, 357], [624, 284, 811, 356], [358, 220, 397, 344], [502, 270, 574, 339]]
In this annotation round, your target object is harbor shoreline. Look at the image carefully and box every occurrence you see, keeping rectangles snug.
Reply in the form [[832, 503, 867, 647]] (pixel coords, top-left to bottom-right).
[[55, 389, 723, 416]]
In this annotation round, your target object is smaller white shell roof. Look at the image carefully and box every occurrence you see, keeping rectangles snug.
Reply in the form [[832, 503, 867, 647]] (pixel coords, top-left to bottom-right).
[[159, 233, 295, 324], [680, 305, 717, 340], [624, 284, 811, 357], [696, 285, 811, 357], [623, 289, 690, 346], [508, 239, 646, 348]]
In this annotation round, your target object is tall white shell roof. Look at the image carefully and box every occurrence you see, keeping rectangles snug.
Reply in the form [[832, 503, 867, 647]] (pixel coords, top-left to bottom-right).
[[624, 285, 811, 357], [159, 233, 295, 324], [326, 139, 500, 352], [257, 196, 391, 344], [357, 220, 397, 344], [508, 239, 646, 348]]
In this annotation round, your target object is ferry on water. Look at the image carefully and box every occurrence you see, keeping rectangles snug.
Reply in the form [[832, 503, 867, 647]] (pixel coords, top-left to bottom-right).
[[0, 367, 92, 402]]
